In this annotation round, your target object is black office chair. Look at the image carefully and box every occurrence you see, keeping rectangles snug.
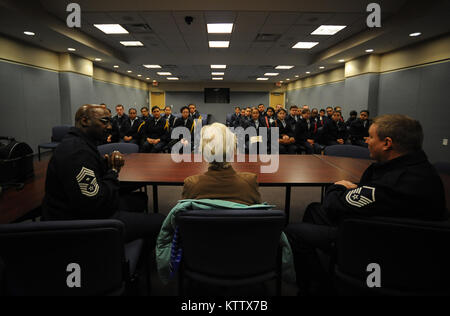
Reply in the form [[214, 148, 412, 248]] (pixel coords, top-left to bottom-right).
[[324, 144, 371, 159], [38, 125, 72, 161], [0, 220, 144, 296], [335, 217, 450, 296], [175, 209, 285, 296], [434, 162, 450, 175]]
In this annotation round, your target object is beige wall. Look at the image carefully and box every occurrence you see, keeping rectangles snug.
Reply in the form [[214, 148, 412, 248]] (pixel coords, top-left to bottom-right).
[[0, 34, 148, 91], [286, 34, 450, 92]]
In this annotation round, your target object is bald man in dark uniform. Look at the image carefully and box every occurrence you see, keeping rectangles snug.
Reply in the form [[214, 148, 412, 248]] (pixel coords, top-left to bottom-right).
[[42, 104, 165, 246]]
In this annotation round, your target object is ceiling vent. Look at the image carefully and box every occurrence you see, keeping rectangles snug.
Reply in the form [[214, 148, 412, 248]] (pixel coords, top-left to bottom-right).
[[254, 33, 281, 42], [124, 24, 153, 33]]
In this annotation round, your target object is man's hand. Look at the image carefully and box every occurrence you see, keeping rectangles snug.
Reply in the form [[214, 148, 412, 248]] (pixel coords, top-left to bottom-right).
[[123, 136, 132, 142], [104, 151, 125, 173], [147, 138, 154, 144], [154, 139, 161, 144], [307, 139, 314, 145], [107, 135, 112, 143], [335, 180, 357, 189], [337, 139, 344, 145], [289, 137, 295, 144]]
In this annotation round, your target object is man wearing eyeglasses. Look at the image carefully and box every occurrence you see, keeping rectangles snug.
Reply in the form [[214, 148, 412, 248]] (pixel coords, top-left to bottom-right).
[[42, 104, 165, 253]]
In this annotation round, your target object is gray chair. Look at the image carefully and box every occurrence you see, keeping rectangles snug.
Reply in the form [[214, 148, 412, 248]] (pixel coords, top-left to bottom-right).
[[37, 125, 72, 161], [324, 144, 371, 159], [226, 113, 233, 127], [175, 209, 285, 295], [0, 219, 144, 296], [335, 217, 450, 296]]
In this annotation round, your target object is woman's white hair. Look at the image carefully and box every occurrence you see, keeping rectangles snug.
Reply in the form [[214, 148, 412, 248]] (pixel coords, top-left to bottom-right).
[[200, 122, 236, 169]]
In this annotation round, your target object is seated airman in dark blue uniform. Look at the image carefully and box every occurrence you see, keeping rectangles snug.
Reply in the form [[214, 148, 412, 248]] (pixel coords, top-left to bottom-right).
[[42, 104, 165, 249], [285, 114, 447, 295]]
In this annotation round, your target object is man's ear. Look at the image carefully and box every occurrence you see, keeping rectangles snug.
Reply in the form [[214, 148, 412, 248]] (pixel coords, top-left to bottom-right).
[[384, 137, 393, 150], [80, 116, 90, 128]]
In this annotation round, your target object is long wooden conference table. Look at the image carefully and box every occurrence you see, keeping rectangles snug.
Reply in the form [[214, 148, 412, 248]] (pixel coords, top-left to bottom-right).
[[0, 154, 373, 224]]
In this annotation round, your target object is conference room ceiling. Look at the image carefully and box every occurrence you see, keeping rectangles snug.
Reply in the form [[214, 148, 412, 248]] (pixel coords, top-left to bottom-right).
[[0, 0, 449, 83]]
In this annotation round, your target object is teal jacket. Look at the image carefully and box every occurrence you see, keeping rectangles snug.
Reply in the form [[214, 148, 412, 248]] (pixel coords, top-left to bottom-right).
[[155, 199, 296, 284]]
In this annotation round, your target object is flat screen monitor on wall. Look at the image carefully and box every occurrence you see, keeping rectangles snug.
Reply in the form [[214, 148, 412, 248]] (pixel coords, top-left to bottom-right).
[[204, 88, 230, 103]]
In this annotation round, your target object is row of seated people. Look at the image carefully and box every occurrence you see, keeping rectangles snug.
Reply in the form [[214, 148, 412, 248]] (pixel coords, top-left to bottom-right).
[[227, 105, 371, 154], [103, 104, 205, 153]]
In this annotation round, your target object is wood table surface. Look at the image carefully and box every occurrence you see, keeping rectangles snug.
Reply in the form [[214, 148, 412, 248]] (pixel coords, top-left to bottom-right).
[[119, 154, 372, 186], [1, 154, 374, 224], [0, 160, 48, 224]]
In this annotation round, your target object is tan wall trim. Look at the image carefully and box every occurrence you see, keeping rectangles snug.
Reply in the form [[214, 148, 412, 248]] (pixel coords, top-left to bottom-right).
[[286, 67, 345, 91], [0, 34, 148, 88], [149, 82, 284, 93], [0, 35, 59, 71], [380, 35, 450, 73], [59, 53, 93, 77], [93, 66, 148, 90], [345, 54, 380, 78]]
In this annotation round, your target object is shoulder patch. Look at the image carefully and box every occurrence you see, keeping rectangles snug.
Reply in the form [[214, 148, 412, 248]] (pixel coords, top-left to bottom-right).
[[76, 167, 99, 197], [345, 186, 376, 208]]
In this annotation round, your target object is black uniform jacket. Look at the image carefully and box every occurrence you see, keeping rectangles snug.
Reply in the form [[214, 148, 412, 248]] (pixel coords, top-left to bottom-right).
[[322, 119, 348, 143], [125, 117, 142, 140], [349, 118, 371, 141], [322, 150, 447, 224], [42, 128, 120, 220], [111, 114, 130, 141], [295, 117, 316, 143], [275, 119, 295, 138], [172, 116, 194, 141], [141, 116, 170, 142]]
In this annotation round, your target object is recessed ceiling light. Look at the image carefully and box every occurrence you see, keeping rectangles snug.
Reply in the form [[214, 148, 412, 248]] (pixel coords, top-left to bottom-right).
[[209, 41, 230, 48], [207, 23, 233, 34], [211, 65, 227, 69], [306, 71, 311, 74], [275, 65, 294, 69], [120, 41, 144, 47], [94, 24, 129, 34], [257, 78, 269, 81], [319, 66, 325, 69], [143, 65, 162, 68], [157, 72, 172, 76], [167, 77, 179, 80], [339, 59, 345, 63], [286, 79, 290, 81], [212, 77, 223, 80], [113, 65, 119, 68], [264, 73, 279, 76], [94, 58, 102, 61], [127, 70, 132, 73], [137, 74, 142, 77], [146, 77, 150, 80], [67, 48, 76, 51], [311, 25, 347, 35], [409, 32, 422, 37], [295, 75, 299, 78], [366, 49, 374, 53], [24, 31, 35, 36], [280, 81, 284, 83], [211, 72, 225, 76], [292, 42, 319, 49]]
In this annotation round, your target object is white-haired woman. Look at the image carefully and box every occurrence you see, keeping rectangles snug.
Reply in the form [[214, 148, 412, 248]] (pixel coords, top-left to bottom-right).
[[182, 123, 261, 205]]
